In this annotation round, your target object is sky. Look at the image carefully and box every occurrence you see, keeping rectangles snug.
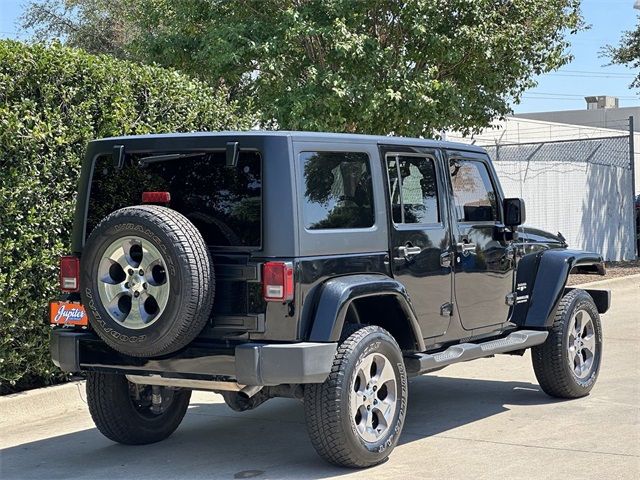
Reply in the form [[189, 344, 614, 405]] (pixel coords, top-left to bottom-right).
[[1, 0, 638, 114]]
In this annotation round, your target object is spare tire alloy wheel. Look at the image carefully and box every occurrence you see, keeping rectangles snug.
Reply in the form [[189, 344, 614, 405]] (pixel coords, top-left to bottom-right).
[[98, 236, 170, 329], [82, 205, 214, 357]]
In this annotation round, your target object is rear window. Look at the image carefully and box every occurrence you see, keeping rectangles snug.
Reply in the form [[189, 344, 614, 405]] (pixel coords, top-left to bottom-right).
[[299, 151, 374, 230], [87, 151, 262, 248], [387, 155, 439, 225]]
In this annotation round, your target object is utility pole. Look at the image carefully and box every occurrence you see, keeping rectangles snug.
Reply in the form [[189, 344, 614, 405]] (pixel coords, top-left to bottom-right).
[[630, 116, 638, 257]]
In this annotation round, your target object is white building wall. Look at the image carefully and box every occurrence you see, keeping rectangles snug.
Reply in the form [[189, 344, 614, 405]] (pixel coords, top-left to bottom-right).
[[495, 160, 634, 261]]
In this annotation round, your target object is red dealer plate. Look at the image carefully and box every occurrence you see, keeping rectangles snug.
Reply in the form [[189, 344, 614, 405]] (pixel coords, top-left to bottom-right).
[[50, 301, 88, 326]]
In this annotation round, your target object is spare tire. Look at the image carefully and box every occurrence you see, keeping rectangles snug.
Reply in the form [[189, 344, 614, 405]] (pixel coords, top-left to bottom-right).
[[81, 205, 214, 357]]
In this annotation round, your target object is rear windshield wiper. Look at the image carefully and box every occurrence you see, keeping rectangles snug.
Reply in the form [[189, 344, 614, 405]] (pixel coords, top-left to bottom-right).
[[137, 152, 208, 167]]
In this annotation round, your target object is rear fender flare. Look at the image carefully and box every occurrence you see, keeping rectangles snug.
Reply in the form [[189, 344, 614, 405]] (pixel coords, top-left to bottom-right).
[[307, 274, 425, 352]]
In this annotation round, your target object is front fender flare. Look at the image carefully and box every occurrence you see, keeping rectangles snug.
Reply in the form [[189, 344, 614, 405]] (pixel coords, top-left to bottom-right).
[[514, 249, 607, 328], [307, 274, 425, 352]]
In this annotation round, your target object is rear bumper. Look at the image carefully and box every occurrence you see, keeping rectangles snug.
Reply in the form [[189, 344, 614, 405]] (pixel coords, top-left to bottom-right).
[[50, 329, 337, 386]]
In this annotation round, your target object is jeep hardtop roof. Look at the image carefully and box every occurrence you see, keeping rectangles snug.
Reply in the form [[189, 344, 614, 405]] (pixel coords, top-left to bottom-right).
[[89, 130, 486, 155], [76, 130, 489, 257]]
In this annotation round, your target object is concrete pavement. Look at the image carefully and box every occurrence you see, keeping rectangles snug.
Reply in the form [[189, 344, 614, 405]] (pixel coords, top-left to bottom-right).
[[1, 276, 638, 479]]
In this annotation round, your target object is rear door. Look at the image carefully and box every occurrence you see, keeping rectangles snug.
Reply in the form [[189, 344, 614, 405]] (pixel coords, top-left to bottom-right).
[[85, 134, 304, 340], [445, 151, 514, 330], [382, 147, 454, 340]]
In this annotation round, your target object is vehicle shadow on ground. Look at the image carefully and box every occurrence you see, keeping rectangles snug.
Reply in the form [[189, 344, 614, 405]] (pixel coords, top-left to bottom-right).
[[1, 374, 560, 480]]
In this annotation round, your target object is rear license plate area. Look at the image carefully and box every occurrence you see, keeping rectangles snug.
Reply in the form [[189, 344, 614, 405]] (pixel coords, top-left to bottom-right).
[[50, 301, 88, 326]]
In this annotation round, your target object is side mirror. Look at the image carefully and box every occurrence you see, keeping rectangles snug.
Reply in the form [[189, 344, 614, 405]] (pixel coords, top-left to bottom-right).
[[503, 198, 526, 227]]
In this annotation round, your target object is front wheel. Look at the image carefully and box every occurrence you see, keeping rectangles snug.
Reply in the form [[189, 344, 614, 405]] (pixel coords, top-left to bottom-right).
[[86, 372, 191, 444], [304, 325, 408, 468], [532, 289, 603, 399]]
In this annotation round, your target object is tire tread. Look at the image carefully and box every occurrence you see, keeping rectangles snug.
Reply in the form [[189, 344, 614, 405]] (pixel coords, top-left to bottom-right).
[[84, 205, 214, 357], [304, 324, 405, 468], [86, 372, 191, 445], [532, 289, 601, 399]]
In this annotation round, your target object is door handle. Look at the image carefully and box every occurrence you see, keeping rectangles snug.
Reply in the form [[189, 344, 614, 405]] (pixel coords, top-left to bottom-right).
[[398, 245, 422, 259], [457, 241, 476, 256]]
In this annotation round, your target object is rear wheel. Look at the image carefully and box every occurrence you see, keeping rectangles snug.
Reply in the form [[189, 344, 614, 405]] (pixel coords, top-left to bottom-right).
[[86, 372, 191, 445], [304, 325, 408, 468], [532, 289, 603, 399]]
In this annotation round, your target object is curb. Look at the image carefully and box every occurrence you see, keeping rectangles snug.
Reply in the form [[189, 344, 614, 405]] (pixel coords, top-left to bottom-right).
[[0, 380, 86, 426], [574, 273, 640, 289]]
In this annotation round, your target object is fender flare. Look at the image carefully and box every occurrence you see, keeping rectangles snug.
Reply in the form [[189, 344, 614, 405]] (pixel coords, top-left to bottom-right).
[[307, 274, 425, 352], [513, 249, 608, 328]]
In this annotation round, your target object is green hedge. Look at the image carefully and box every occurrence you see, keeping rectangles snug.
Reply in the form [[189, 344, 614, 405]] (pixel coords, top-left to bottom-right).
[[0, 40, 254, 394]]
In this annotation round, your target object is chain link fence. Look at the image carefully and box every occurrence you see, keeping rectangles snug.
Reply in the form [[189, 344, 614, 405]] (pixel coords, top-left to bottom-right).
[[482, 134, 635, 261]]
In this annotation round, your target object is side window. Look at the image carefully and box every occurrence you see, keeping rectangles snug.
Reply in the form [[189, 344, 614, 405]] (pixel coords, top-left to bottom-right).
[[300, 151, 374, 230], [386, 155, 439, 225], [449, 159, 498, 222]]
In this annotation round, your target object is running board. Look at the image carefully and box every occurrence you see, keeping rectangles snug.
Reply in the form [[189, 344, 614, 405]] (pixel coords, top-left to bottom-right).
[[404, 330, 548, 375]]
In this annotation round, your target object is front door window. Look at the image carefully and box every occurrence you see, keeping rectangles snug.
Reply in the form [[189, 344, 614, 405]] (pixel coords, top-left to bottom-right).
[[450, 159, 498, 223]]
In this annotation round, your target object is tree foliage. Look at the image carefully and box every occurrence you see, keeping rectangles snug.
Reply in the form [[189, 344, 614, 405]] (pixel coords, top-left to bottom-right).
[[23, 0, 584, 136], [603, 15, 640, 91], [21, 0, 135, 57], [0, 40, 253, 393]]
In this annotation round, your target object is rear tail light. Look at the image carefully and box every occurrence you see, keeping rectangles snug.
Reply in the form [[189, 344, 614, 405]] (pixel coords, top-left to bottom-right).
[[262, 262, 294, 302], [60, 256, 80, 292], [142, 191, 171, 204]]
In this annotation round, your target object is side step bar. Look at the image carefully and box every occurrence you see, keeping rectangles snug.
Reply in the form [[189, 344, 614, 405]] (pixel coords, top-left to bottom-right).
[[404, 329, 548, 375]]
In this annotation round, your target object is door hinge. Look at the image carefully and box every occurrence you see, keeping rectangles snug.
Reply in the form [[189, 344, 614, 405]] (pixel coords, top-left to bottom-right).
[[440, 302, 453, 317], [505, 292, 517, 306]]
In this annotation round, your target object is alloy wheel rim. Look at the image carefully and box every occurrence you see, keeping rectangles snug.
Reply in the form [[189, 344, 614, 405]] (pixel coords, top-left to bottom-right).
[[97, 236, 170, 329], [350, 351, 398, 443], [566, 308, 597, 379]]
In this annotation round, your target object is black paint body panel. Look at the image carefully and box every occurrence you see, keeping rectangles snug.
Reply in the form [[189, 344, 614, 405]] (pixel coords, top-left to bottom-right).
[[295, 252, 390, 341], [511, 249, 606, 328]]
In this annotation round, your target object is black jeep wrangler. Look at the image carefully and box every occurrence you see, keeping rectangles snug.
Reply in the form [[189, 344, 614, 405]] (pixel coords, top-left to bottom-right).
[[50, 131, 609, 468]]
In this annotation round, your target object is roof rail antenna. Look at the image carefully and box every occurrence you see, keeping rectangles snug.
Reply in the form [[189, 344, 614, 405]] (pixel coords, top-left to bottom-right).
[[226, 141, 239, 167]]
